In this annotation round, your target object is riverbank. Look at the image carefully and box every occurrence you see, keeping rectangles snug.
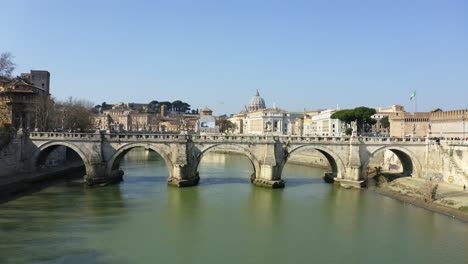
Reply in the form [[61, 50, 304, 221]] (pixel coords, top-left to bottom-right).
[[0, 164, 85, 203], [371, 177, 468, 223]]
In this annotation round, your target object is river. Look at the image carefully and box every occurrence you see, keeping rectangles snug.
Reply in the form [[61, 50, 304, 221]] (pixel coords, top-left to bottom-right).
[[0, 149, 466, 263]]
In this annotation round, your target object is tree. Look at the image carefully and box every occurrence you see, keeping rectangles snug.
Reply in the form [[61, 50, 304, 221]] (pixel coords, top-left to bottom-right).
[[344, 127, 353, 136], [159, 101, 172, 110], [57, 97, 94, 132], [100, 102, 112, 111], [32, 96, 57, 131], [331, 109, 355, 124], [219, 119, 237, 133], [171, 100, 191, 112], [331, 106, 377, 134], [148, 100, 160, 112], [0, 52, 16, 78], [381, 116, 390, 129]]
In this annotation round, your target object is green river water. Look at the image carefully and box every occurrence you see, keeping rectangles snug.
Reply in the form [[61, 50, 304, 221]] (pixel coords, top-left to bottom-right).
[[0, 149, 466, 264]]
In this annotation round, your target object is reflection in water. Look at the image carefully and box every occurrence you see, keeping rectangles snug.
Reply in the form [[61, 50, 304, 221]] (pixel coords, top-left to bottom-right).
[[0, 151, 467, 264], [198, 151, 254, 185]]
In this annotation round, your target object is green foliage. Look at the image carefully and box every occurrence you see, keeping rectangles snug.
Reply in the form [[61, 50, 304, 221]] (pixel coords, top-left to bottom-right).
[[331, 106, 377, 134], [354, 106, 377, 126], [171, 100, 191, 112], [331, 109, 354, 124], [148, 100, 191, 113], [381, 116, 390, 129], [219, 119, 237, 133], [345, 127, 353, 136], [100, 102, 112, 111], [148, 100, 160, 112]]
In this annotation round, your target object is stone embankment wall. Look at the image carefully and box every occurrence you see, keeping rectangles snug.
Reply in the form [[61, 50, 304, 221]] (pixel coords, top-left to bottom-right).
[[0, 133, 78, 193], [286, 149, 331, 169], [211, 146, 331, 170], [0, 136, 22, 177], [425, 142, 468, 186]]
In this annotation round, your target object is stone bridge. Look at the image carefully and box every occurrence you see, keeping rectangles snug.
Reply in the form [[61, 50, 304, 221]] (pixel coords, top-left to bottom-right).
[[22, 131, 437, 188]]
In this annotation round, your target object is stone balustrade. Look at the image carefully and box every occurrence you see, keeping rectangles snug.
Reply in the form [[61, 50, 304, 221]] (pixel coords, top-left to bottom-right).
[[25, 131, 466, 189], [29, 132, 429, 145]]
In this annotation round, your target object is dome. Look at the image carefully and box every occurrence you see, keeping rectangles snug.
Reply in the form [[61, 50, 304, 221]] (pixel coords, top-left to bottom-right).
[[247, 89, 266, 112]]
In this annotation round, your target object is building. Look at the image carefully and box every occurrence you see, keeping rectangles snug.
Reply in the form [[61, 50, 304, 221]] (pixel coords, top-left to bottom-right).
[[20, 70, 50, 94], [197, 107, 219, 134], [229, 90, 290, 135], [0, 72, 51, 131], [310, 109, 344, 137], [244, 108, 290, 135], [301, 110, 322, 136], [387, 106, 468, 138], [371, 105, 404, 135], [92, 103, 199, 132], [429, 109, 468, 139]]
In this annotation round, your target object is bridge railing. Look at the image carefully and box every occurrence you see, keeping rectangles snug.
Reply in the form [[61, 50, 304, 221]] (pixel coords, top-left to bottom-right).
[[191, 134, 277, 142], [104, 133, 189, 141], [29, 132, 101, 140], [359, 137, 427, 143], [28, 132, 429, 144], [277, 136, 351, 143], [278, 136, 427, 144]]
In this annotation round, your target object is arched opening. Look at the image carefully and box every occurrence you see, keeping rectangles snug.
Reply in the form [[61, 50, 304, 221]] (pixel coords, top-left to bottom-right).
[[365, 147, 418, 186], [33, 143, 87, 180], [108, 146, 171, 183], [195, 145, 258, 185], [282, 146, 344, 186]]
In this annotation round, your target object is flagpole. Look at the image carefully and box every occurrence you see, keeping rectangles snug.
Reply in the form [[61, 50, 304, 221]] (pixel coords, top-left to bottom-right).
[[415, 89, 417, 113]]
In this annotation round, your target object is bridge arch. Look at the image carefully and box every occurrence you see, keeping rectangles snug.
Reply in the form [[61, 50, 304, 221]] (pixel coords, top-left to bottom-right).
[[30, 141, 92, 176], [363, 146, 422, 179], [192, 144, 260, 180], [286, 145, 346, 179], [106, 143, 174, 177]]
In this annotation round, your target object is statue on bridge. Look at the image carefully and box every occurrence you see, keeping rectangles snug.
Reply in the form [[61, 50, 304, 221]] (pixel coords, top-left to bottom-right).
[[351, 120, 358, 136], [180, 119, 188, 134]]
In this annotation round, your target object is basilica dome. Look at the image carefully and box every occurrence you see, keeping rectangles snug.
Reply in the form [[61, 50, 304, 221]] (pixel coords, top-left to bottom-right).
[[247, 89, 266, 112]]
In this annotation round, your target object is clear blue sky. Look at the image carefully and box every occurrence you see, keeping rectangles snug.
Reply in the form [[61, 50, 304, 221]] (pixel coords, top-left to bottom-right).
[[1, 0, 467, 115]]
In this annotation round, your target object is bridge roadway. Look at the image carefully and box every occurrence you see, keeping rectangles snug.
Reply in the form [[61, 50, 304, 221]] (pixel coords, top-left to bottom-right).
[[25, 132, 429, 188]]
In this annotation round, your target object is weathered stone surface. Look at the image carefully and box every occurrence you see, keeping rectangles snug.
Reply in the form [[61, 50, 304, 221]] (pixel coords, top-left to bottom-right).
[[12, 132, 466, 189], [252, 178, 285, 189], [167, 175, 200, 188]]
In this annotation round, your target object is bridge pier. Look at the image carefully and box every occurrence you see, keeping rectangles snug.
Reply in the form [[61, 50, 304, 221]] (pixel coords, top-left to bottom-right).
[[84, 162, 123, 186], [167, 164, 200, 188], [252, 164, 285, 189], [333, 140, 366, 188], [334, 165, 366, 188]]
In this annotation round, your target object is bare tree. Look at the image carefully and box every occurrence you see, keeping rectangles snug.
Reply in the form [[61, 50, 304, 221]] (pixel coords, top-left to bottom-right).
[[0, 52, 16, 78], [32, 96, 57, 131], [56, 97, 94, 132]]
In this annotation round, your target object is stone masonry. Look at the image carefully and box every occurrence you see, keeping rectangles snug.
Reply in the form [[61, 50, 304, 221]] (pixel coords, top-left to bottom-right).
[[20, 132, 468, 188]]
